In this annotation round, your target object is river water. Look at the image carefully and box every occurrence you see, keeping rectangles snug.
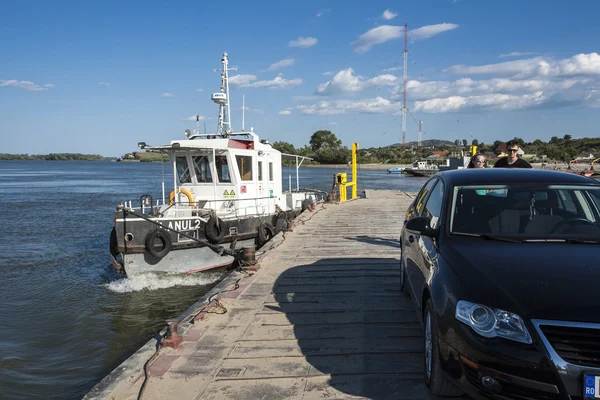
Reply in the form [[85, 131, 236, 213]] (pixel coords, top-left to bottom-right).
[[0, 160, 428, 400]]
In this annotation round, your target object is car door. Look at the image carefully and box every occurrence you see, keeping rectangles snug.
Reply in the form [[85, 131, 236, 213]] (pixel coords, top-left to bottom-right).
[[413, 179, 445, 310], [403, 178, 439, 301]]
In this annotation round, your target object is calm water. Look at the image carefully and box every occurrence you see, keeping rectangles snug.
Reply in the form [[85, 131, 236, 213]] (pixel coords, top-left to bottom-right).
[[0, 160, 427, 400]]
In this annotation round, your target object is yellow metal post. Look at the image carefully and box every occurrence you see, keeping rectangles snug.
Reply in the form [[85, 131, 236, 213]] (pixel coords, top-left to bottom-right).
[[351, 143, 358, 200]]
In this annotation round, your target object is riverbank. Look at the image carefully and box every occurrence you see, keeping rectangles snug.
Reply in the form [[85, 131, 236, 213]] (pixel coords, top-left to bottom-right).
[[303, 162, 597, 172]]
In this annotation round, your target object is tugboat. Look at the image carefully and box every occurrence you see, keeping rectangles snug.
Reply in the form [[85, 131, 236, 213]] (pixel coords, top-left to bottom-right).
[[110, 52, 323, 277]]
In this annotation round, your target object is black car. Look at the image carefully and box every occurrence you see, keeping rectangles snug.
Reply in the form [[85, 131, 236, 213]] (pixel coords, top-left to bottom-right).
[[400, 169, 600, 400]]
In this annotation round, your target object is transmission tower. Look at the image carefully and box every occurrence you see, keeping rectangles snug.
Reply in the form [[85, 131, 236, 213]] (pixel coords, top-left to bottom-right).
[[418, 119, 422, 151], [401, 24, 408, 157]]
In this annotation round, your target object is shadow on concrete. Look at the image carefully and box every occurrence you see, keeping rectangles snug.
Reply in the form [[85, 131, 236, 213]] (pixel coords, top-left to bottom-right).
[[269, 257, 440, 400], [344, 236, 400, 248]]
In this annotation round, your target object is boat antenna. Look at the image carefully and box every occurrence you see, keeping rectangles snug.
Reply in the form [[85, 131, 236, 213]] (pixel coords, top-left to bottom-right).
[[212, 51, 237, 136], [242, 94, 245, 132]]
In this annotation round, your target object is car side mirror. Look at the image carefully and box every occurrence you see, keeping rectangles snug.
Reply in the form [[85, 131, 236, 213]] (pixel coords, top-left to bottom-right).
[[405, 216, 438, 238]]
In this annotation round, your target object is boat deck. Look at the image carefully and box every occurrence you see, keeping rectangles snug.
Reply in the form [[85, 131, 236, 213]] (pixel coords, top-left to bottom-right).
[[86, 190, 446, 400]]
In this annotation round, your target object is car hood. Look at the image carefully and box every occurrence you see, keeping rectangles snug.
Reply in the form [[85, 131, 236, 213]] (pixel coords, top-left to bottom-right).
[[442, 237, 600, 322]]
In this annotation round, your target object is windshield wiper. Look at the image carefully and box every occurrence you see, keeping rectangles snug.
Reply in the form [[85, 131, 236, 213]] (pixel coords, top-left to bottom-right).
[[522, 238, 600, 244], [452, 232, 522, 243]]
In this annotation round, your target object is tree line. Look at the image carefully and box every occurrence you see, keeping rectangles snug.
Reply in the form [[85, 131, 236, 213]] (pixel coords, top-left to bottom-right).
[[0, 153, 108, 161], [273, 131, 600, 165]]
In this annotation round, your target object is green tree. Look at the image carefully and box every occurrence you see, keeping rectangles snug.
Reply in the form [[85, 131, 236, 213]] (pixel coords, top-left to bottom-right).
[[493, 140, 503, 151], [272, 141, 297, 155], [564, 134, 572, 141], [462, 139, 468, 147], [550, 136, 560, 145], [471, 139, 479, 146], [309, 130, 342, 152]]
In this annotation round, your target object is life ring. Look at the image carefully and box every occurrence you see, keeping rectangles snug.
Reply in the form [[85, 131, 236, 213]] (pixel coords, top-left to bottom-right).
[[205, 215, 226, 243], [168, 188, 195, 205], [256, 223, 275, 246], [145, 229, 172, 258]]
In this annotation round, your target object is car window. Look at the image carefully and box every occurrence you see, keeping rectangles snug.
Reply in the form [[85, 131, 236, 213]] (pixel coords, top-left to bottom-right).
[[422, 181, 444, 229], [415, 179, 438, 216], [450, 184, 600, 238]]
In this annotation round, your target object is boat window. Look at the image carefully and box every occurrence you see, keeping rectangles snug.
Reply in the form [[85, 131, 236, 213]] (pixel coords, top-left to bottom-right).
[[422, 181, 444, 229], [236, 155, 253, 181], [215, 156, 231, 183], [258, 161, 263, 181], [176, 156, 192, 184], [269, 162, 274, 182], [193, 155, 212, 183]]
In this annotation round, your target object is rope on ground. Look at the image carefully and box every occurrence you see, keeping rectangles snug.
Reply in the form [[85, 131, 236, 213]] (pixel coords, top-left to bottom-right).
[[137, 336, 163, 400]]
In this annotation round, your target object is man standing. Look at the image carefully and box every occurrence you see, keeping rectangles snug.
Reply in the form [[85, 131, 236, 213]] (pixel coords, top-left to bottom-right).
[[493, 140, 532, 168]]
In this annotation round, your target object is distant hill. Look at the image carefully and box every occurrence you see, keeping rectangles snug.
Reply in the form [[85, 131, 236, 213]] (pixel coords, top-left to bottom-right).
[[387, 139, 455, 148]]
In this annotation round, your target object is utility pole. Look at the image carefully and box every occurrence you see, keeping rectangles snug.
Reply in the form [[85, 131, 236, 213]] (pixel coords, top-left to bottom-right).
[[401, 23, 408, 158], [418, 119, 422, 152]]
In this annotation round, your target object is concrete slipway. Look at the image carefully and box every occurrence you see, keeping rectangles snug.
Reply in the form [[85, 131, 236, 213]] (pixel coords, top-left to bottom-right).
[[85, 190, 444, 400]]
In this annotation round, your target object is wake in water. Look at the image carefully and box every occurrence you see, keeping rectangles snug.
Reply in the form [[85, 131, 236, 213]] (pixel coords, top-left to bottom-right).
[[105, 272, 224, 293]]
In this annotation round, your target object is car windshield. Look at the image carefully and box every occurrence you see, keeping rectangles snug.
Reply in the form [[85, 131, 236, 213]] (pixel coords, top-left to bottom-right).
[[450, 184, 600, 240]]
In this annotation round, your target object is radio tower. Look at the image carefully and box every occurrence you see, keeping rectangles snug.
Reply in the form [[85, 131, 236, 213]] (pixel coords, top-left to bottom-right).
[[418, 119, 422, 151], [401, 24, 408, 157]]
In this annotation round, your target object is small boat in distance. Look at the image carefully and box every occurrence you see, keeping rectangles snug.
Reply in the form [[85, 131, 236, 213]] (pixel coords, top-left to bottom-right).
[[110, 52, 324, 278], [387, 167, 404, 174]]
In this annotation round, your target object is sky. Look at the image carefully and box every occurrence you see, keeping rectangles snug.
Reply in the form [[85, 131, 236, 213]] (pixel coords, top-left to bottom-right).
[[2, 0, 600, 157]]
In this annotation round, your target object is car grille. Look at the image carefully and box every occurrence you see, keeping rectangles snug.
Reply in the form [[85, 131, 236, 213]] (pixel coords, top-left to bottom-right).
[[540, 324, 600, 368]]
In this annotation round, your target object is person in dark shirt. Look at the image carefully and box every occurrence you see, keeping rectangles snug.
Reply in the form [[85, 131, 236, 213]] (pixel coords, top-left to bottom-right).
[[493, 140, 532, 168]]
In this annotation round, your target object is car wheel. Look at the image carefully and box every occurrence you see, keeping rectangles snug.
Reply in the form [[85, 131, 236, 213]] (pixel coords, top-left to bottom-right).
[[424, 300, 463, 397]]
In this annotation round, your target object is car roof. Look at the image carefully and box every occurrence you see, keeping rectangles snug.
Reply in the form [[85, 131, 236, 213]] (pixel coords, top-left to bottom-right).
[[437, 168, 599, 187]]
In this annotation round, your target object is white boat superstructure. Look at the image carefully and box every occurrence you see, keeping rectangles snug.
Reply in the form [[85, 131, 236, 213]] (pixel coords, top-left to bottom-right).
[[110, 52, 323, 277]]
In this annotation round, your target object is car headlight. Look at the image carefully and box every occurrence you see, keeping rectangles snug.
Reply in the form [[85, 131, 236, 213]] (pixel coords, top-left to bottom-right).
[[455, 300, 532, 344]]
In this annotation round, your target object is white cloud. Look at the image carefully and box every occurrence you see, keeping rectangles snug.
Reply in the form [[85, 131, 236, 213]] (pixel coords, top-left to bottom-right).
[[328, 121, 338, 126], [184, 115, 207, 121], [353, 23, 458, 53], [316, 9, 331, 17], [241, 106, 265, 114], [229, 74, 302, 89], [322, 71, 333, 76], [160, 92, 174, 97], [288, 36, 318, 48], [297, 97, 400, 115], [409, 23, 459, 41], [0, 80, 54, 91], [382, 66, 402, 72], [499, 52, 536, 58], [398, 54, 600, 113], [266, 58, 295, 71], [316, 68, 398, 95], [278, 109, 292, 116], [229, 74, 257, 86], [353, 25, 402, 54], [382, 10, 397, 20], [447, 53, 600, 79], [97, 82, 110, 86], [196, 88, 204, 92], [414, 92, 547, 113]]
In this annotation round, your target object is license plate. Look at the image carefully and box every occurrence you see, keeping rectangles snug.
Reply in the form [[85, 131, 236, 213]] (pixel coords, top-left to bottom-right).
[[585, 375, 600, 398]]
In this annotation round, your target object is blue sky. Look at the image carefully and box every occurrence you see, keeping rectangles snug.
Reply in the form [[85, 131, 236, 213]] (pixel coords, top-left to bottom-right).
[[2, 0, 600, 156]]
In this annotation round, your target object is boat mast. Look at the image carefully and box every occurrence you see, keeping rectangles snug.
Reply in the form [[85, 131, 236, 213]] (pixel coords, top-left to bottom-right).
[[213, 52, 237, 136]]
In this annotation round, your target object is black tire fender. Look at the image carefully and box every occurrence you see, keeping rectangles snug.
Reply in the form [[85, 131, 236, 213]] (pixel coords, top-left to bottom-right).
[[301, 199, 311, 212], [257, 223, 275, 245], [205, 215, 226, 243], [145, 229, 172, 259]]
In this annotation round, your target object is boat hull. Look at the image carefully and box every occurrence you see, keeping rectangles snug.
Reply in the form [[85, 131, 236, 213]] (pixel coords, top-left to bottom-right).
[[403, 168, 438, 177], [118, 238, 256, 276]]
